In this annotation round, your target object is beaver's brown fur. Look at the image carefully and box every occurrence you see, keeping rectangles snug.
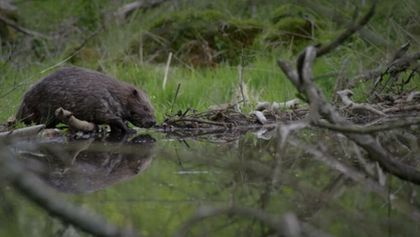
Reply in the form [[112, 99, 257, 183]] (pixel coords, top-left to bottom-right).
[[16, 67, 156, 132]]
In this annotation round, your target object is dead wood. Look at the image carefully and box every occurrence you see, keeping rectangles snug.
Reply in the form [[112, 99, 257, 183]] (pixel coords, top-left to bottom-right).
[[114, 0, 169, 20], [368, 50, 420, 100], [55, 107, 96, 132], [287, 137, 420, 222], [281, 45, 420, 184], [0, 124, 45, 138], [0, 15, 50, 39], [162, 106, 308, 132], [313, 117, 420, 134], [336, 89, 386, 116], [276, 1, 420, 185], [237, 64, 247, 109]]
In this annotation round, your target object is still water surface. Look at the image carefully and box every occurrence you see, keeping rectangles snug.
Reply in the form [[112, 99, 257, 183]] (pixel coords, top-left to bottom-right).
[[1, 126, 420, 237]]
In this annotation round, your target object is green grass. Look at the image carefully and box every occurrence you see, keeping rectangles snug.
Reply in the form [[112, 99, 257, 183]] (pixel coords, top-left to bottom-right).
[[1, 0, 419, 125], [0, 57, 298, 123]]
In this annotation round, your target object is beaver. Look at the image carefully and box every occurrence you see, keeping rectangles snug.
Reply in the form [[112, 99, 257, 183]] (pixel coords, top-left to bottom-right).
[[16, 67, 156, 132]]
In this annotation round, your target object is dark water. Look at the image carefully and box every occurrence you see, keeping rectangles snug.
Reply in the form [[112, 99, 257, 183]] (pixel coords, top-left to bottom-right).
[[1, 125, 420, 237]]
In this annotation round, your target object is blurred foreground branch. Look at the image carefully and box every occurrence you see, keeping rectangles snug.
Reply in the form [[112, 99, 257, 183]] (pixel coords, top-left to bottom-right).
[[0, 141, 138, 237]]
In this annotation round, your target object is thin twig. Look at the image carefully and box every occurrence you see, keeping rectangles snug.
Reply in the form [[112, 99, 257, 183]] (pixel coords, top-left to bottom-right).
[[162, 52, 173, 90], [170, 83, 181, 113], [238, 64, 246, 106], [316, 1, 377, 57], [0, 15, 50, 39], [40, 30, 100, 74], [170, 118, 228, 127]]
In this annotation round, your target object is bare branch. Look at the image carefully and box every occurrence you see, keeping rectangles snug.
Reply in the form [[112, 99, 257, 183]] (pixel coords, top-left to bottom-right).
[[40, 30, 100, 74], [316, 1, 377, 57], [0, 15, 50, 39], [313, 117, 420, 134], [336, 89, 386, 116], [170, 118, 228, 127], [173, 205, 333, 237], [277, 59, 300, 88], [55, 107, 96, 132], [114, 0, 169, 20], [382, 104, 420, 113], [0, 125, 45, 138], [294, 47, 420, 184], [276, 1, 420, 185], [287, 138, 420, 222], [237, 64, 247, 107]]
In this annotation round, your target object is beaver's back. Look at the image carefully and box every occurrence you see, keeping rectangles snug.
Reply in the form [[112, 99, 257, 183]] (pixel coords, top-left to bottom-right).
[[16, 67, 131, 127]]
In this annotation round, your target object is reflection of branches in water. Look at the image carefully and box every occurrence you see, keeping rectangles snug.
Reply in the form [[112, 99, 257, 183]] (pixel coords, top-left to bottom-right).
[[162, 124, 278, 144], [254, 123, 308, 235], [2, 1, 420, 235], [0, 143, 138, 237], [161, 124, 420, 235], [173, 205, 332, 237], [0, 133, 158, 236], [287, 137, 420, 222], [4, 121, 419, 235]]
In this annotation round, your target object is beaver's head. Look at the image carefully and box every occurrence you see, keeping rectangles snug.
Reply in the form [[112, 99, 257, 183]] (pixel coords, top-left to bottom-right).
[[126, 87, 156, 128]]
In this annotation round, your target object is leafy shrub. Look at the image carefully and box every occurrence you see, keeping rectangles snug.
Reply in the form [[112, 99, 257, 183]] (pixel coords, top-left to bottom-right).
[[130, 10, 263, 66]]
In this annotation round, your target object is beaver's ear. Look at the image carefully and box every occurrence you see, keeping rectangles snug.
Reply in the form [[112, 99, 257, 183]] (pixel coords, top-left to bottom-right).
[[131, 87, 138, 97]]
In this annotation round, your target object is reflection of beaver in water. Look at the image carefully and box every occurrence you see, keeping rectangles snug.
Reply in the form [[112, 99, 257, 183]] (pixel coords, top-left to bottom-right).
[[16, 67, 156, 133], [19, 134, 156, 193]]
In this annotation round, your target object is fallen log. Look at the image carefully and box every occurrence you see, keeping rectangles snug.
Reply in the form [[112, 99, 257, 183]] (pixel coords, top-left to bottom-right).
[[0, 124, 45, 138]]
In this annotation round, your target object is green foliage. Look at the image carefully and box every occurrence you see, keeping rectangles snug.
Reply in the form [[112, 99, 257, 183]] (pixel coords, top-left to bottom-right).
[[136, 9, 263, 66], [76, 0, 101, 31], [262, 4, 323, 52], [270, 4, 309, 24], [1, 1, 420, 237], [1, 0, 419, 124]]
